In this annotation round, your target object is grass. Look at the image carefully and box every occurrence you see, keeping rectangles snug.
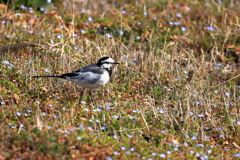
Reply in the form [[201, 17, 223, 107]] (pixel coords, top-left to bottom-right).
[[0, 0, 239, 159]]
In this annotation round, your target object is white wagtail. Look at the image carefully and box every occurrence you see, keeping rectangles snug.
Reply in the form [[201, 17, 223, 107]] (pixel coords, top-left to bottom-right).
[[33, 57, 120, 103]]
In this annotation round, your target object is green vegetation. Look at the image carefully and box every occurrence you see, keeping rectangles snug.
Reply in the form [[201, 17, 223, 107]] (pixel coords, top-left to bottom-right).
[[0, 0, 239, 159]]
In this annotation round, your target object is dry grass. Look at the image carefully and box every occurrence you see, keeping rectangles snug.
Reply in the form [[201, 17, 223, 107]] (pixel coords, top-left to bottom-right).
[[0, 0, 239, 159]]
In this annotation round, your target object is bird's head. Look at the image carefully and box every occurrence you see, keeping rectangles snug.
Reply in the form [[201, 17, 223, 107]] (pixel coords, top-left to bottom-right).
[[97, 57, 120, 69]]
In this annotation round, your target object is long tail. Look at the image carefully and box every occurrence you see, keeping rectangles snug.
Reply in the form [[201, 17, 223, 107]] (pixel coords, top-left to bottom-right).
[[32, 75, 61, 78]]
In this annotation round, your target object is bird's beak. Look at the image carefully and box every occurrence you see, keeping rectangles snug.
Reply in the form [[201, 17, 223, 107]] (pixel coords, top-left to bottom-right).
[[113, 62, 120, 64]]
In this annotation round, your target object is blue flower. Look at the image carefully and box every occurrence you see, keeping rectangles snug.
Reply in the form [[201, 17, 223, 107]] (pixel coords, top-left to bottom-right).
[[106, 34, 112, 38], [152, 153, 157, 156], [81, 30, 86, 33], [198, 114, 205, 117], [121, 146, 126, 150], [88, 17, 93, 21], [159, 110, 164, 113], [206, 26, 216, 31], [133, 110, 141, 113], [101, 126, 106, 130], [181, 27, 187, 31], [196, 153, 200, 157], [189, 150, 194, 154], [207, 150, 212, 153], [196, 144, 204, 147], [112, 115, 119, 119], [45, 68, 50, 72], [192, 136, 197, 140], [113, 151, 119, 155], [136, 37, 141, 39], [159, 153, 165, 158], [126, 134, 132, 138], [119, 31, 124, 35], [225, 92, 230, 97], [113, 135, 118, 139], [174, 22, 181, 25], [176, 14, 182, 18], [234, 153, 240, 157]]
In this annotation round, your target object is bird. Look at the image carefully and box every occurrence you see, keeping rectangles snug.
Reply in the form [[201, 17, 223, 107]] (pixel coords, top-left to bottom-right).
[[33, 57, 120, 103]]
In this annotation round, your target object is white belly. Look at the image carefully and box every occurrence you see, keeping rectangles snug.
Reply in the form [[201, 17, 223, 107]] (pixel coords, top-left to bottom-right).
[[69, 70, 110, 89], [97, 71, 110, 87]]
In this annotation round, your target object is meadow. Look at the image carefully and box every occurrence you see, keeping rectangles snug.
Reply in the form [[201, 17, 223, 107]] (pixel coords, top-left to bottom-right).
[[0, 0, 239, 159]]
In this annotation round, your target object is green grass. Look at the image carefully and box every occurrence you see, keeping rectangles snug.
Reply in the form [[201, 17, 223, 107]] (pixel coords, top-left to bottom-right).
[[0, 0, 240, 159]]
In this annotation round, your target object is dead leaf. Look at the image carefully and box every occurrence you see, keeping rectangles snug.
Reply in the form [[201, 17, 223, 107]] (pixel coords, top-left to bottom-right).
[[230, 108, 238, 114], [13, 93, 19, 103], [41, 87, 48, 92], [0, 4, 7, 10]]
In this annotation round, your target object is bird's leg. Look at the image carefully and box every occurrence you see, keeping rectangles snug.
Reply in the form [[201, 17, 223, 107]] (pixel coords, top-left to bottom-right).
[[78, 88, 86, 105], [89, 90, 92, 101], [88, 90, 96, 106]]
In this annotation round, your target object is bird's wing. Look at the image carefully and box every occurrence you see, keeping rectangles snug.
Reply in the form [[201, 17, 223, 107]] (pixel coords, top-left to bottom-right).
[[82, 71, 102, 84], [61, 65, 104, 84], [75, 64, 105, 74], [67, 70, 102, 84]]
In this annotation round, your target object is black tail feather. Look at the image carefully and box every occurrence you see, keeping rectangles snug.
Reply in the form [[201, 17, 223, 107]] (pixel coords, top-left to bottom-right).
[[32, 76, 61, 78]]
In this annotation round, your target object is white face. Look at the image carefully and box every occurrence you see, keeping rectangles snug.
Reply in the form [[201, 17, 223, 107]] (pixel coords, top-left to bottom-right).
[[101, 58, 118, 69]]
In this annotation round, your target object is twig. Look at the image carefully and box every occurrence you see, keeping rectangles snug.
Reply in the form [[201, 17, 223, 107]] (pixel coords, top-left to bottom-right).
[[0, 42, 46, 53]]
